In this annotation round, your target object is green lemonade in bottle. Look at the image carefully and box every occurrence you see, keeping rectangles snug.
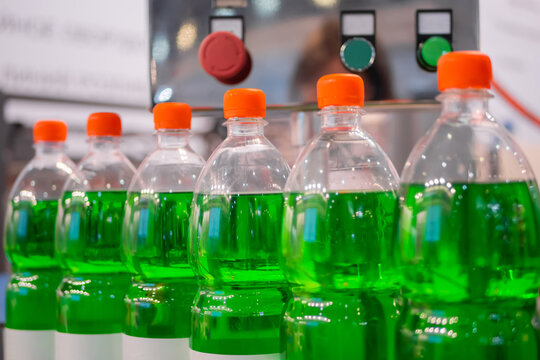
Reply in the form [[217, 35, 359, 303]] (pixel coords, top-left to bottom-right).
[[123, 102, 204, 359], [56, 113, 135, 360], [4, 120, 76, 360], [396, 52, 540, 360], [397, 181, 540, 358], [189, 89, 290, 359], [57, 190, 129, 331], [191, 193, 286, 355], [281, 74, 401, 360], [6, 199, 60, 329]]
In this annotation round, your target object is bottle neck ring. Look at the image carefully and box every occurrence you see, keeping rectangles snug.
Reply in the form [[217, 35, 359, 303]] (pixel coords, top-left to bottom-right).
[[87, 136, 121, 152], [320, 106, 364, 130], [156, 129, 190, 148], [34, 141, 65, 156], [437, 89, 492, 120], [225, 117, 267, 136]]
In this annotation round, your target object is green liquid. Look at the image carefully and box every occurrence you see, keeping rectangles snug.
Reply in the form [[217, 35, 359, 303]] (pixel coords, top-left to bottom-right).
[[57, 191, 130, 334], [125, 280, 197, 338], [191, 193, 285, 286], [397, 182, 540, 301], [6, 272, 62, 330], [57, 191, 128, 274], [124, 192, 194, 280], [5, 199, 59, 271], [283, 290, 400, 360], [123, 192, 196, 338], [397, 181, 540, 359], [57, 273, 130, 334], [281, 191, 399, 359], [397, 300, 539, 360], [4, 199, 61, 330], [191, 287, 287, 355], [190, 193, 286, 355], [282, 191, 398, 291]]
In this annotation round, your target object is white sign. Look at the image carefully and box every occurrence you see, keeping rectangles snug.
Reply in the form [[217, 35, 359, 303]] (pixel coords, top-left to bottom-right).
[[0, 0, 151, 108], [342, 13, 375, 36], [417, 12, 451, 35]]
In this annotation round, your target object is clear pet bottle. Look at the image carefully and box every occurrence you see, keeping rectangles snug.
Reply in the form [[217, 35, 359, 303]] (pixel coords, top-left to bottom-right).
[[55, 112, 135, 360], [189, 89, 290, 359], [4, 120, 77, 360], [281, 74, 401, 360], [123, 102, 205, 359], [396, 51, 540, 360]]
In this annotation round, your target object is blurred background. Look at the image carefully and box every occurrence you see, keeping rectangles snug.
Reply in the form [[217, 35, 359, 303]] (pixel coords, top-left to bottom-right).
[[0, 0, 539, 324]]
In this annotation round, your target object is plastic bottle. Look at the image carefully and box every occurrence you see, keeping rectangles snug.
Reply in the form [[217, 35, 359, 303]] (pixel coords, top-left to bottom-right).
[[122, 103, 205, 359], [396, 51, 540, 359], [4, 120, 77, 360], [281, 74, 401, 359], [55, 113, 135, 360], [189, 88, 290, 359]]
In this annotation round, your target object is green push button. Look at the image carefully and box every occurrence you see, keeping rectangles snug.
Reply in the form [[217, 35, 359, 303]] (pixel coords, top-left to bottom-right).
[[419, 36, 452, 69], [340, 37, 375, 72]]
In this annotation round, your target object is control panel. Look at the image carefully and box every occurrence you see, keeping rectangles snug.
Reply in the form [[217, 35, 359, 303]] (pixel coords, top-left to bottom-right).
[[151, 0, 478, 107]]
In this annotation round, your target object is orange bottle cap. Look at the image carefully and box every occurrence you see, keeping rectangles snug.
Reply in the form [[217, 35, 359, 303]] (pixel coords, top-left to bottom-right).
[[317, 73, 365, 108], [438, 51, 492, 91], [33, 120, 68, 143], [153, 102, 192, 130], [223, 88, 266, 119], [87, 112, 122, 137]]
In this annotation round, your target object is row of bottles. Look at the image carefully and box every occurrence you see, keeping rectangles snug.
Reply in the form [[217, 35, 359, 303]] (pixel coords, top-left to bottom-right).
[[4, 51, 540, 360]]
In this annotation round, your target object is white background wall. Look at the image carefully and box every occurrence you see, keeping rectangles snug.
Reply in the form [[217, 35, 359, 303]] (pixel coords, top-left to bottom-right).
[[480, 0, 540, 177]]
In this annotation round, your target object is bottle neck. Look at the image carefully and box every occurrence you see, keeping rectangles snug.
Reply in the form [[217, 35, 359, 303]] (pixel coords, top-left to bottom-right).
[[34, 141, 66, 158], [225, 117, 266, 136], [320, 106, 364, 130], [88, 136, 121, 153], [156, 129, 190, 148], [438, 89, 491, 121]]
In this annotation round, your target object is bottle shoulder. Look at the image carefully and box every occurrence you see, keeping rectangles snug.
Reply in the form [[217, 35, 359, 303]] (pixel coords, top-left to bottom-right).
[[78, 150, 136, 171], [286, 130, 399, 193], [67, 151, 136, 191], [128, 148, 205, 193], [140, 146, 205, 167], [9, 155, 78, 200], [196, 136, 290, 194], [402, 114, 536, 184]]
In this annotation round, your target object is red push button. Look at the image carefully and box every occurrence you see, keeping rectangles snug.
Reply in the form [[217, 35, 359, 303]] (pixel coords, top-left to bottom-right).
[[199, 31, 251, 84]]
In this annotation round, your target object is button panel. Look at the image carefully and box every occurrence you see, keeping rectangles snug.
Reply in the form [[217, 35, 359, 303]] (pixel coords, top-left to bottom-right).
[[416, 9, 453, 71], [340, 10, 376, 73]]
